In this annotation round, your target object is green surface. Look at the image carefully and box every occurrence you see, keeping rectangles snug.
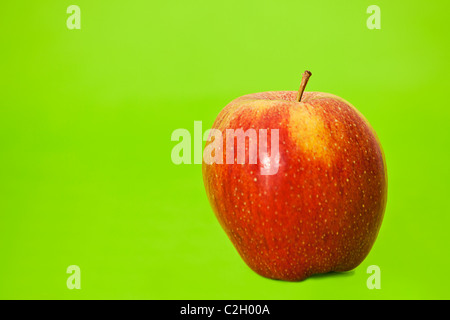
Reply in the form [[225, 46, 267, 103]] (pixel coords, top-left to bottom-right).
[[0, 1, 449, 299]]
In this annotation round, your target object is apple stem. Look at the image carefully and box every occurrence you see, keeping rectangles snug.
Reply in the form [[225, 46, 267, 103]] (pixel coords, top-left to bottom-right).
[[296, 70, 312, 102]]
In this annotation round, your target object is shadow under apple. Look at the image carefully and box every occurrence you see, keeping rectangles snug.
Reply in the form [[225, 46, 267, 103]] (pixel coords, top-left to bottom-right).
[[307, 270, 356, 281]]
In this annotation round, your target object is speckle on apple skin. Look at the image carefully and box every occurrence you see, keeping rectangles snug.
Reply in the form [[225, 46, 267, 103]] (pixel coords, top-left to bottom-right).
[[202, 91, 387, 281]]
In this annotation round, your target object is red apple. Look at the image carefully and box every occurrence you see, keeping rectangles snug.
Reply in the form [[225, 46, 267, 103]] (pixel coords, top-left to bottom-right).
[[202, 71, 387, 281]]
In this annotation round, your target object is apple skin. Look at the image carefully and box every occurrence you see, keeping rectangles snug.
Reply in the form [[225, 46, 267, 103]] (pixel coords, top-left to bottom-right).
[[202, 91, 387, 281]]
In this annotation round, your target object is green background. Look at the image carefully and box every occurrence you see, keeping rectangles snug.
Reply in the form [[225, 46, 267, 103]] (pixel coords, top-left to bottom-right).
[[1, 1, 449, 299]]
